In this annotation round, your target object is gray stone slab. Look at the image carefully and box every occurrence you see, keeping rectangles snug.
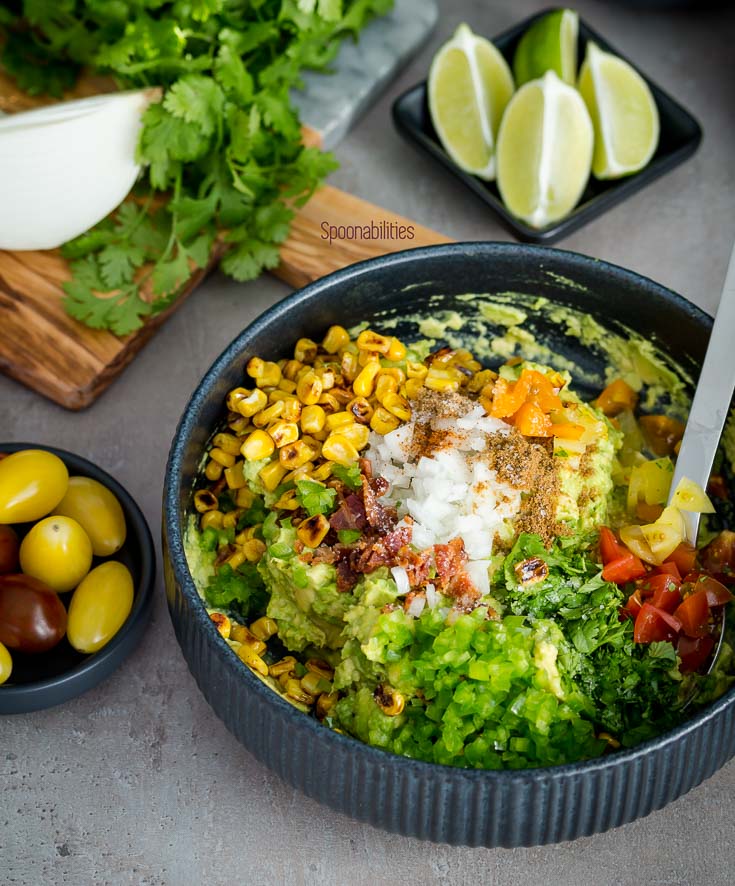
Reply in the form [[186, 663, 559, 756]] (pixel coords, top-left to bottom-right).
[[293, 0, 438, 148], [2, 2, 735, 884]]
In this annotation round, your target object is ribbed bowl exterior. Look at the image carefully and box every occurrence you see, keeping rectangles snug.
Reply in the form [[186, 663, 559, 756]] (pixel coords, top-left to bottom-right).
[[164, 243, 735, 847]]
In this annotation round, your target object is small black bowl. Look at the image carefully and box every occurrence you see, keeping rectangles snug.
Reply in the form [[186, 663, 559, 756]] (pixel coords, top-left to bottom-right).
[[0, 443, 155, 714], [163, 242, 734, 847], [392, 7, 702, 244]]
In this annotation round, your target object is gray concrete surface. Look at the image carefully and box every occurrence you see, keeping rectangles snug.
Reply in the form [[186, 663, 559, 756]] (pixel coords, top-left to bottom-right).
[[2, 1, 735, 883]]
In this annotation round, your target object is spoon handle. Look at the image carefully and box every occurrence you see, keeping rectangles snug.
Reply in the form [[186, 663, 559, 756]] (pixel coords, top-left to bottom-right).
[[670, 240, 735, 544]]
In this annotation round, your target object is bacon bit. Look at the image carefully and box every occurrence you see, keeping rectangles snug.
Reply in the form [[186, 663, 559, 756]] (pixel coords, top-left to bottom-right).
[[336, 557, 360, 593], [214, 545, 234, 567], [433, 537, 468, 587], [294, 540, 305, 554], [403, 590, 426, 613], [383, 523, 412, 556], [381, 603, 399, 614], [362, 476, 396, 534], [369, 475, 389, 497], [399, 548, 433, 587], [359, 457, 373, 479], [446, 571, 481, 612], [329, 494, 368, 531], [311, 545, 337, 565]]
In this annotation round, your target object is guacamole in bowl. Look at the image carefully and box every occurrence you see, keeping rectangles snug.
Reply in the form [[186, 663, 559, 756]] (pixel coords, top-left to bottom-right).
[[163, 242, 735, 846]]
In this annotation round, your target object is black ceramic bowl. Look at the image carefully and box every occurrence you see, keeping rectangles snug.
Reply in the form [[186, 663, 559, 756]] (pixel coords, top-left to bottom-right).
[[163, 243, 735, 847], [0, 443, 155, 714]]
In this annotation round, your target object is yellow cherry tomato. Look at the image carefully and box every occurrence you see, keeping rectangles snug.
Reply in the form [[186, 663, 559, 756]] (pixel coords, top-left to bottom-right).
[[0, 640, 12, 684], [0, 449, 68, 524], [67, 561, 134, 654], [20, 516, 93, 593], [54, 476, 127, 557]]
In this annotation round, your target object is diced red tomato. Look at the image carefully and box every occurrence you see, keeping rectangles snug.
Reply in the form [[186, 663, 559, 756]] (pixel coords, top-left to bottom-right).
[[700, 530, 735, 575], [668, 542, 697, 576], [655, 561, 682, 582], [683, 573, 734, 608], [677, 635, 715, 673], [648, 575, 682, 614], [621, 588, 644, 620], [634, 603, 682, 643], [673, 590, 710, 638], [599, 527, 623, 565], [602, 551, 647, 584]]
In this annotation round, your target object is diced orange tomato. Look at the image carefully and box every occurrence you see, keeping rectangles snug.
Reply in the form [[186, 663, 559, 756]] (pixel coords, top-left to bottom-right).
[[514, 401, 553, 437], [668, 542, 697, 576], [655, 561, 682, 582], [593, 379, 638, 417], [490, 370, 562, 422], [490, 377, 526, 418], [683, 573, 734, 608], [673, 590, 710, 638], [599, 527, 623, 564], [639, 414, 685, 456], [602, 551, 647, 584], [551, 422, 585, 440]]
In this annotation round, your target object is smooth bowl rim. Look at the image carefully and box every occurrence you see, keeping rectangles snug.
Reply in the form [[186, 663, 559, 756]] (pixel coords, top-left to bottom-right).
[[0, 441, 156, 710], [164, 240, 732, 787]]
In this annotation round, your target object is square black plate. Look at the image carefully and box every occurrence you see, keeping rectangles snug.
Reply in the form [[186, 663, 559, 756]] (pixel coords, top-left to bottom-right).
[[392, 7, 703, 244]]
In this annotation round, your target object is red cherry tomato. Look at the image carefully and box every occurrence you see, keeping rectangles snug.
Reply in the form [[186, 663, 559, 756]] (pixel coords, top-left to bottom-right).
[[0, 574, 67, 653], [677, 635, 715, 673], [0, 525, 19, 574], [641, 574, 682, 613], [682, 573, 734, 608], [655, 561, 682, 582], [599, 527, 623, 564], [602, 551, 647, 584], [668, 542, 697, 576], [699, 530, 735, 575], [673, 590, 710, 638], [634, 603, 682, 644], [621, 588, 644, 620]]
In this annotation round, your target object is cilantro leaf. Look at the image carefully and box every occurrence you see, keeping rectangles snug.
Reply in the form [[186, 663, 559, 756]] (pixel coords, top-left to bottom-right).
[[296, 480, 337, 517], [164, 74, 224, 137], [331, 463, 362, 490], [203, 563, 267, 621]]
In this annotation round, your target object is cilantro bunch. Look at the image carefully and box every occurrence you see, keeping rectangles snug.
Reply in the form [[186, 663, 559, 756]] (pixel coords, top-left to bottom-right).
[[0, 0, 392, 333]]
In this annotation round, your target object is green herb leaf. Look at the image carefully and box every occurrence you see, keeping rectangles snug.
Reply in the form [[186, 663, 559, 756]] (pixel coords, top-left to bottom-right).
[[331, 463, 362, 490], [296, 480, 337, 517], [337, 529, 361, 544]]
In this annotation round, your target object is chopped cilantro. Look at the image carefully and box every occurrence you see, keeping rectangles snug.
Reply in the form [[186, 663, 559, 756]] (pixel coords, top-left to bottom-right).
[[331, 463, 362, 491], [296, 480, 337, 517], [203, 563, 267, 621]]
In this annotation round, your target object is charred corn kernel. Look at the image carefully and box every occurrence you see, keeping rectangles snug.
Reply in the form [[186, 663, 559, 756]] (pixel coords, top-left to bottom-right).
[[297, 514, 331, 548], [306, 658, 335, 680], [296, 371, 323, 406], [237, 644, 269, 677], [379, 367, 406, 384], [235, 487, 255, 509], [209, 611, 231, 639], [318, 392, 341, 413], [375, 374, 398, 403], [229, 387, 268, 418], [231, 623, 265, 649], [295, 337, 318, 363], [227, 414, 251, 435], [209, 447, 236, 468], [301, 671, 330, 697], [250, 616, 278, 641], [281, 397, 302, 423], [253, 400, 284, 428], [353, 360, 381, 397], [279, 440, 318, 469], [598, 731, 621, 750], [322, 325, 350, 353], [316, 691, 339, 719], [241, 429, 275, 461], [278, 671, 293, 690], [356, 329, 392, 354], [222, 510, 241, 530], [326, 411, 354, 431], [347, 396, 374, 424], [322, 434, 359, 466], [375, 686, 404, 716], [406, 361, 428, 379], [235, 526, 258, 544], [387, 337, 407, 362], [200, 510, 224, 531], [312, 462, 333, 482], [301, 404, 326, 434], [276, 379, 297, 395], [330, 387, 353, 405], [358, 349, 380, 368], [284, 463, 315, 485], [285, 678, 314, 704], [268, 420, 299, 448], [259, 460, 287, 492], [247, 357, 282, 388], [267, 390, 291, 403], [194, 490, 219, 513], [370, 406, 401, 435], [242, 538, 266, 562], [213, 432, 242, 455], [468, 368, 498, 393], [404, 377, 425, 399], [204, 460, 223, 482], [341, 351, 359, 383], [273, 488, 299, 511], [339, 422, 370, 451], [224, 461, 247, 490], [317, 369, 335, 391], [269, 656, 297, 678], [225, 549, 246, 570], [425, 367, 460, 392], [282, 359, 303, 381], [430, 348, 455, 367], [382, 392, 411, 422]]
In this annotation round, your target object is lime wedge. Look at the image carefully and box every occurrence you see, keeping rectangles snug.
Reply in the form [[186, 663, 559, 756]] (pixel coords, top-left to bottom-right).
[[513, 9, 579, 86], [578, 42, 660, 179], [428, 23, 515, 181], [496, 70, 593, 227]]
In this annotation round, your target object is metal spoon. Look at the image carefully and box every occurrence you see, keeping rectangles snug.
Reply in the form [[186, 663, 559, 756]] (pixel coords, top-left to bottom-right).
[[670, 239, 735, 678]]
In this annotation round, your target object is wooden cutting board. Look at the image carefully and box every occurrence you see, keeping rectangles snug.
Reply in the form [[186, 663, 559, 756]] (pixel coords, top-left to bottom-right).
[[0, 73, 450, 409]]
